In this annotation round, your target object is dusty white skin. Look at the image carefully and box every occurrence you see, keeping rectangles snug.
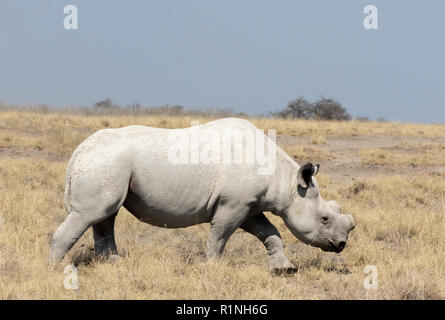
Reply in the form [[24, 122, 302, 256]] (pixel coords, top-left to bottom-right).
[[50, 118, 355, 271]]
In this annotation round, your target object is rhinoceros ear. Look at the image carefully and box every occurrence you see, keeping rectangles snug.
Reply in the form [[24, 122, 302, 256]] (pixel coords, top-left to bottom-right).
[[297, 163, 320, 188]]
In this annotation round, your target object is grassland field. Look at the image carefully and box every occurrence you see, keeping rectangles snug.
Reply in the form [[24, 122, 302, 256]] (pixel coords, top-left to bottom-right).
[[0, 109, 444, 299]]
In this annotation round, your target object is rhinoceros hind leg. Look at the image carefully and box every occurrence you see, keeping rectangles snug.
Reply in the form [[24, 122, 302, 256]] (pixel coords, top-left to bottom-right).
[[240, 213, 297, 274], [93, 213, 118, 258], [50, 211, 97, 263]]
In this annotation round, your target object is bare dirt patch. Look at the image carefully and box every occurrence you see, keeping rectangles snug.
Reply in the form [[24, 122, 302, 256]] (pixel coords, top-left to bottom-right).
[[277, 134, 445, 184]]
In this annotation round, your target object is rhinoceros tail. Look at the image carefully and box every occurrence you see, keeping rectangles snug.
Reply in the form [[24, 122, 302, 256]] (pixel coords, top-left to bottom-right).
[[64, 150, 78, 214]]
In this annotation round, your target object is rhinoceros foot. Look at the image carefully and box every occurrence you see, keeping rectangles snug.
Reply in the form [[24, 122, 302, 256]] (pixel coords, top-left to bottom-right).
[[270, 256, 298, 275], [108, 254, 123, 265]]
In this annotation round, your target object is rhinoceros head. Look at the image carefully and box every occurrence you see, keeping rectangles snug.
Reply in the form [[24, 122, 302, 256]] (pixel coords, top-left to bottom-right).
[[282, 163, 356, 253]]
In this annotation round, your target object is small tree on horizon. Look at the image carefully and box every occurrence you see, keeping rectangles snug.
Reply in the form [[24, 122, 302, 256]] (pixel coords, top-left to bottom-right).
[[94, 98, 119, 109], [312, 97, 351, 121], [272, 96, 352, 121], [271, 96, 312, 119]]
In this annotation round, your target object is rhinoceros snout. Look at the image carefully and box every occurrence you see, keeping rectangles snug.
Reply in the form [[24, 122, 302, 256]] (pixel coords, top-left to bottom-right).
[[326, 239, 347, 253], [334, 240, 347, 253], [337, 241, 346, 250]]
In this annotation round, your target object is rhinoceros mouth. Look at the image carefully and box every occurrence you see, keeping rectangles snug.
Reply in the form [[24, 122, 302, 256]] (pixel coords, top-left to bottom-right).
[[327, 239, 346, 253]]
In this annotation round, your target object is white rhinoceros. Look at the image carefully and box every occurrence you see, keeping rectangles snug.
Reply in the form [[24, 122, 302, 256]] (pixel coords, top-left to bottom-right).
[[50, 118, 355, 272]]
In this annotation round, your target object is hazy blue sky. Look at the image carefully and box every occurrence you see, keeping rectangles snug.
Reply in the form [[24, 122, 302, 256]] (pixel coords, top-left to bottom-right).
[[1, 0, 444, 123]]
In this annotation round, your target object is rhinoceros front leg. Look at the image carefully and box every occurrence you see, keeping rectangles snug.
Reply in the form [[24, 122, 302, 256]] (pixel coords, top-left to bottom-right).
[[240, 213, 297, 274], [206, 202, 250, 260]]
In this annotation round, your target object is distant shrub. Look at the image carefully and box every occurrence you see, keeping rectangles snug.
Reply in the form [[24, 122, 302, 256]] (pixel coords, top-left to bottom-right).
[[94, 98, 114, 109], [271, 97, 312, 119], [312, 97, 351, 121], [272, 96, 352, 121]]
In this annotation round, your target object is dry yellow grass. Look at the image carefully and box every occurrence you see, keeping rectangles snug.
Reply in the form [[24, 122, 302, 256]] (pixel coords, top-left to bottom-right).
[[360, 142, 445, 167], [310, 135, 327, 145], [283, 146, 334, 163], [0, 110, 444, 299]]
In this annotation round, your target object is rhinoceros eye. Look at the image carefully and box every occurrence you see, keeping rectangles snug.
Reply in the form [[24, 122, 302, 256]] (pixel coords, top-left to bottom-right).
[[321, 216, 330, 224]]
